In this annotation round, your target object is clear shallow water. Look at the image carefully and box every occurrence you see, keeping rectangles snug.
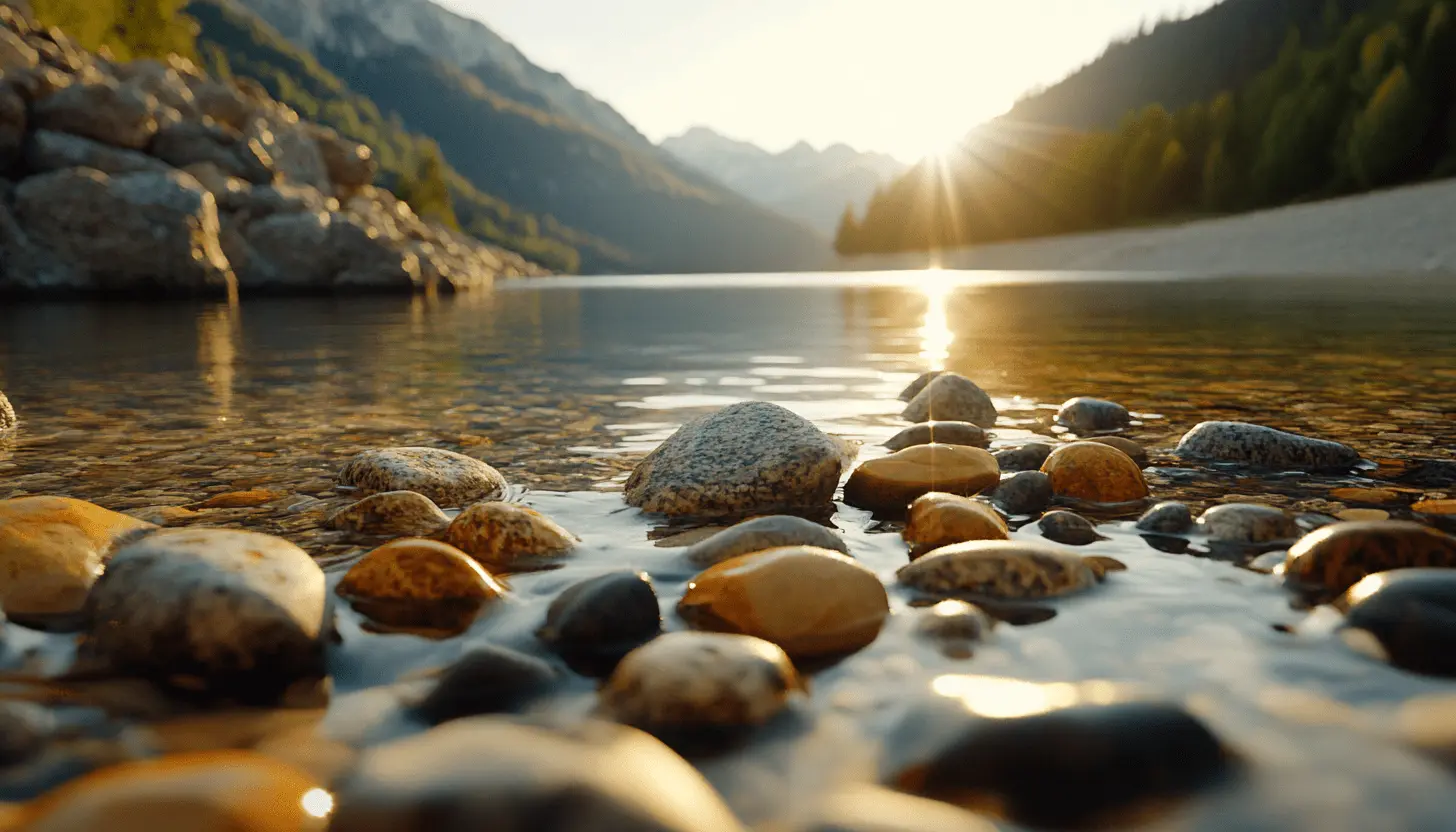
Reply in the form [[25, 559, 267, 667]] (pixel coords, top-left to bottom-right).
[[2, 271, 1456, 828]]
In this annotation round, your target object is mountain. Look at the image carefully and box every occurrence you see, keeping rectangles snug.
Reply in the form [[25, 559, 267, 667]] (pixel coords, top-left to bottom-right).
[[221, 0, 828, 274], [661, 127, 906, 235]]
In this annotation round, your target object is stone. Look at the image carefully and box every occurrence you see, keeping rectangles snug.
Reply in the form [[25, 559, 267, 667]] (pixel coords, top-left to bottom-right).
[[244, 109, 332, 192], [6, 65, 73, 105], [993, 442, 1053, 472], [0, 82, 24, 169], [1414, 499, 1456, 516], [1330, 487, 1404, 505], [0, 388, 13, 430], [897, 540, 1122, 600], [912, 600, 993, 659], [338, 447, 506, 508], [537, 571, 662, 676], [12, 750, 329, 831], [23, 129, 172, 176], [336, 538, 504, 636], [149, 120, 274, 184], [625, 401, 847, 519], [1135, 501, 1195, 535], [220, 181, 336, 220], [0, 496, 154, 616], [196, 488, 284, 509], [897, 370, 944, 402], [1055, 396, 1132, 434], [1196, 503, 1299, 544], [1037, 510, 1104, 546], [124, 505, 199, 526], [682, 515, 847, 568], [883, 421, 987, 452], [444, 501, 578, 571], [800, 785, 1001, 832], [84, 528, 326, 703], [901, 373, 997, 428], [678, 546, 890, 659], [326, 717, 747, 832], [0, 702, 47, 769], [232, 210, 337, 290], [31, 76, 159, 150], [326, 491, 450, 537], [409, 645, 560, 725], [1175, 421, 1360, 472], [1085, 436, 1149, 467], [843, 444, 1000, 514], [903, 492, 1008, 559], [308, 123, 375, 193], [1283, 521, 1456, 601], [189, 80, 256, 132], [1338, 569, 1456, 677], [1040, 441, 1150, 504], [0, 27, 37, 73], [1338, 508, 1390, 522], [113, 59, 199, 120], [989, 470, 1054, 516], [327, 210, 424, 291]]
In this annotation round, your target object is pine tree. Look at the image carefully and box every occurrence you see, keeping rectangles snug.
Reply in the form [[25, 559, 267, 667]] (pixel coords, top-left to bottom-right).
[[833, 205, 860, 255], [398, 142, 461, 231], [1348, 63, 1431, 187]]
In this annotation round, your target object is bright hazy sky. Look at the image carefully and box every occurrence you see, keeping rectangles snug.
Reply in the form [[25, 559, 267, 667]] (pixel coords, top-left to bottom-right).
[[438, 0, 1218, 162]]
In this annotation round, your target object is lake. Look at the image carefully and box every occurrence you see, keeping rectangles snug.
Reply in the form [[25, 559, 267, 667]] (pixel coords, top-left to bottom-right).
[[2, 271, 1456, 828]]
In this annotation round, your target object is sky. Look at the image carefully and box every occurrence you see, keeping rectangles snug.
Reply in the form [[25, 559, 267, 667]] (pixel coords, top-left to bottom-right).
[[437, 0, 1219, 162]]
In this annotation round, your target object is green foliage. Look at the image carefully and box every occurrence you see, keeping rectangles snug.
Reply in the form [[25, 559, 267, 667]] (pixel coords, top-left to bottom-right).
[[395, 141, 460, 230], [31, 0, 198, 61], [1347, 64, 1431, 186]]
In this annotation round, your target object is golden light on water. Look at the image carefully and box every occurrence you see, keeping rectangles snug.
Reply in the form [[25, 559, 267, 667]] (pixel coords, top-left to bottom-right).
[[301, 788, 335, 818], [918, 271, 955, 371], [931, 674, 1123, 718]]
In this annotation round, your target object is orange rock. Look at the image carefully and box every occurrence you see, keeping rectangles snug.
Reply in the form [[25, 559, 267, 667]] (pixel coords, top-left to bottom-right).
[[337, 538, 504, 636], [903, 492, 1008, 559], [1414, 500, 1456, 516], [1329, 488, 1403, 505], [1337, 509, 1390, 522], [843, 444, 1000, 513], [1040, 442, 1150, 504], [1284, 521, 1456, 599], [196, 489, 285, 509], [0, 496, 154, 615]]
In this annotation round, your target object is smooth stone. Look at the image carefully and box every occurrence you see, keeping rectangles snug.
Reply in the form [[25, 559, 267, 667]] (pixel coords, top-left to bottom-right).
[[993, 442, 1053, 472], [1135, 501, 1195, 535], [336, 538, 504, 636], [1175, 421, 1360, 472], [1085, 436, 1149, 467], [799, 785, 1001, 832], [124, 505, 199, 526], [901, 373, 997, 428], [1055, 396, 1132, 434], [1338, 508, 1390, 522], [0, 496, 155, 615], [898, 540, 1121, 600], [409, 645, 560, 725], [1339, 569, 1456, 677], [1414, 499, 1456, 516], [625, 401, 850, 518], [897, 370, 944, 402], [1330, 487, 1404, 505], [13, 750, 328, 831], [1040, 441, 1150, 503], [1037, 510, 1104, 546], [0, 703, 48, 769], [990, 471, 1054, 516], [443, 502, 578, 571], [1284, 521, 1456, 600], [903, 492, 1008, 559], [883, 421, 988, 452], [843, 444, 1000, 514], [0, 389, 13, 429], [326, 491, 450, 537], [84, 528, 326, 704], [678, 546, 890, 659], [683, 515, 848, 568], [195, 489, 284, 508], [327, 717, 747, 832], [537, 571, 662, 676], [912, 600, 993, 659], [1196, 503, 1299, 544], [338, 447, 507, 508], [894, 701, 1230, 829]]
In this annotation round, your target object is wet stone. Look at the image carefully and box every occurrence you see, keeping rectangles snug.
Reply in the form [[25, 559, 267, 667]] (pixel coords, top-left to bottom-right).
[[1414, 499, 1456, 516], [1135, 501, 1195, 535], [336, 538, 504, 637], [1085, 436, 1149, 468], [1330, 487, 1404, 505], [443, 501, 577, 571], [883, 421, 988, 452], [194, 488, 284, 509], [897, 370, 944, 402], [912, 600, 994, 660], [1196, 503, 1300, 544], [901, 373, 997, 428], [537, 570, 662, 676], [1284, 521, 1456, 601], [0, 390, 14, 430], [898, 540, 1122, 600], [409, 645, 560, 725], [625, 401, 848, 519], [0, 496, 155, 616], [1041, 441, 1150, 504], [990, 470, 1053, 516], [338, 447, 507, 509], [125, 505, 199, 526], [902, 492, 1008, 559], [1335, 569, 1456, 678], [326, 490, 450, 537], [1175, 421, 1361, 472], [1055, 396, 1132, 434], [843, 444, 1000, 515], [993, 442, 1053, 472], [1037, 510, 1104, 546], [683, 515, 848, 568]]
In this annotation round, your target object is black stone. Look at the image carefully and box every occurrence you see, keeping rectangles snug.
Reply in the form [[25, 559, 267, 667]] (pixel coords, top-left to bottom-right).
[[1037, 510, 1103, 546], [1342, 569, 1456, 678], [537, 571, 662, 677], [991, 470, 1053, 516], [411, 645, 560, 725], [993, 443, 1053, 473]]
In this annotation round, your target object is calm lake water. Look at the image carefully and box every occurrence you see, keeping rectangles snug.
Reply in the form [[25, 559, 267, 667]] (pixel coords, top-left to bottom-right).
[[2, 271, 1456, 828]]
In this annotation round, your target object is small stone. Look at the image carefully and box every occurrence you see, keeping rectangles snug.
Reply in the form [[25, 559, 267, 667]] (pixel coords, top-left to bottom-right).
[[1338, 508, 1390, 522], [336, 538, 504, 637], [338, 447, 506, 509], [443, 502, 578, 571], [1055, 397, 1131, 434], [898, 370, 944, 402], [678, 546, 890, 659], [326, 491, 450, 537], [903, 492, 1008, 559], [1175, 421, 1360, 472], [994, 442, 1053, 472], [683, 515, 847, 568], [124, 505, 199, 526], [1338, 569, 1456, 677], [0, 703, 48, 769], [625, 401, 848, 519], [802, 785, 1001, 832], [990, 471, 1054, 516], [901, 373, 997, 428], [1037, 511, 1104, 546], [1135, 502, 1195, 535], [195, 488, 284, 509], [884, 421, 988, 452], [1284, 521, 1456, 601], [1085, 436, 1149, 467], [1330, 487, 1403, 505], [537, 571, 662, 676], [409, 645, 560, 725], [843, 444, 1000, 514], [0, 389, 14, 430], [1040, 441, 1150, 503], [0, 496, 155, 616], [912, 600, 993, 659], [898, 540, 1116, 600], [1414, 499, 1456, 516], [1196, 503, 1299, 544]]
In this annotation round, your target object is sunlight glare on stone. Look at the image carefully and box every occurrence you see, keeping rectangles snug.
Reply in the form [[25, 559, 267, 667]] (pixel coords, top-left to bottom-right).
[[918, 271, 955, 371], [301, 788, 335, 819]]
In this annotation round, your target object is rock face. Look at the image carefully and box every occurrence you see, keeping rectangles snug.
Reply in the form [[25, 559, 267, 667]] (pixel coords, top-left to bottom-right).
[[537, 571, 662, 676], [24, 129, 171, 176], [326, 490, 450, 537], [1040, 441, 1150, 504], [444, 502, 578, 570], [1283, 521, 1456, 601], [843, 444, 1000, 514], [683, 515, 848, 568], [338, 447, 507, 508], [884, 421, 988, 452], [901, 373, 997, 428], [625, 402, 847, 519], [990, 470, 1054, 516], [0, 496, 155, 615], [1196, 503, 1299, 544], [1339, 569, 1456, 677], [1055, 397, 1132, 434], [898, 540, 1114, 600], [903, 492, 1008, 559], [0, 389, 13, 429], [336, 538, 504, 636], [1175, 421, 1361, 471], [83, 528, 327, 703]]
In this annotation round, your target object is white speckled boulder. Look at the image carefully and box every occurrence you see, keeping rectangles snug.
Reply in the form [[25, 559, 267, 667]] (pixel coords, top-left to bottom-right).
[[1175, 421, 1360, 471], [901, 373, 997, 428], [339, 447, 507, 508]]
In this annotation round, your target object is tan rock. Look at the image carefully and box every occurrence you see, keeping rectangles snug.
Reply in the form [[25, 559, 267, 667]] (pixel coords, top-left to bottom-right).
[[1338, 508, 1390, 522], [308, 124, 376, 193], [901, 373, 997, 428], [196, 488, 285, 509], [1084, 436, 1148, 467], [444, 501, 577, 571], [677, 546, 889, 658], [1330, 487, 1403, 505], [338, 447, 506, 508], [337, 538, 504, 636], [843, 444, 1000, 513], [0, 28, 37, 73], [1283, 521, 1456, 600], [124, 505, 199, 526], [0, 496, 154, 615], [326, 491, 450, 537], [0, 388, 13, 431], [903, 492, 1008, 559], [898, 539, 1121, 600], [1040, 441, 1150, 503], [189, 80, 257, 132], [1414, 499, 1456, 516]]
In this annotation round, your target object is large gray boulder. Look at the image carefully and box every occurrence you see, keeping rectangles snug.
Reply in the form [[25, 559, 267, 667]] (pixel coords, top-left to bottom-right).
[[24, 129, 172, 176], [188, 79, 256, 132], [31, 76, 160, 150], [244, 108, 330, 191], [307, 123, 375, 194], [149, 119, 273, 184]]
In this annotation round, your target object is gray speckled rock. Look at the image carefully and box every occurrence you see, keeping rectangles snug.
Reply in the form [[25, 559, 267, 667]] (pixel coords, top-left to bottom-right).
[[994, 443, 1053, 472], [327, 490, 450, 537], [990, 471, 1053, 516], [884, 421, 988, 452], [625, 401, 847, 518], [683, 515, 848, 567], [898, 371, 945, 402], [83, 528, 325, 703], [901, 374, 997, 428], [1135, 502, 1195, 535], [898, 540, 1124, 600], [1175, 421, 1360, 471], [1037, 511, 1104, 546], [339, 447, 506, 509], [1197, 503, 1300, 544], [0, 389, 13, 430], [1056, 397, 1131, 434]]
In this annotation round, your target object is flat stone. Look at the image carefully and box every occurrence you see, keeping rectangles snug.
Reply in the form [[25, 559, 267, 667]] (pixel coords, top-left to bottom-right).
[[537, 571, 662, 676], [1040, 441, 1150, 504], [1055, 397, 1131, 434], [678, 546, 890, 659], [1338, 508, 1391, 522], [195, 488, 284, 509], [1196, 503, 1299, 544], [1339, 569, 1456, 677], [897, 540, 1109, 600], [124, 505, 199, 526], [326, 491, 450, 537], [843, 444, 1000, 514], [338, 447, 506, 508], [0, 496, 154, 615], [1135, 502, 1195, 535], [901, 373, 997, 428], [1037, 510, 1104, 546], [990, 471, 1054, 516], [883, 421, 988, 452], [336, 538, 504, 637], [1175, 421, 1360, 472], [993, 442, 1053, 472], [1330, 487, 1404, 505], [897, 370, 944, 402], [1284, 521, 1456, 601], [683, 515, 848, 568], [443, 502, 578, 571], [1414, 499, 1456, 516], [409, 645, 560, 725], [624, 401, 847, 519], [903, 492, 1008, 559], [1085, 436, 1148, 467]]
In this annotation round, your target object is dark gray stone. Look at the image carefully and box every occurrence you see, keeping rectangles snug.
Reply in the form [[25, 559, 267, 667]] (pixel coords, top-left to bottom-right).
[[537, 571, 662, 676], [1037, 510, 1104, 546], [1196, 503, 1299, 544], [884, 421, 988, 452], [1175, 421, 1360, 472], [1056, 397, 1131, 434], [1341, 569, 1456, 678], [411, 646, 559, 725], [901, 373, 997, 428], [993, 442, 1053, 472], [990, 471, 1053, 516], [684, 515, 847, 568], [1135, 502, 1195, 535]]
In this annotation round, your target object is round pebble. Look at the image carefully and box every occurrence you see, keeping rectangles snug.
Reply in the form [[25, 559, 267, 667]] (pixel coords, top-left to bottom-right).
[[901, 373, 997, 428], [842, 444, 1000, 514], [1339, 569, 1456, 677], [1040, 441, 1150, 504], [1284, 521, 1456, 600], [0, 496, 155, 615], [897, 540, 1122, 600], [1174, 421, 1360, 472], [1055, 396, 1132, 434], [902, 492, 1008, 559], [683, 515, 848, 568], [444, 501, 578, 571], [537, 570, 662, 676], [1037, 510, 1104, 546], [1196, 503, 1299, 544], [990, 470, 1054, 516], [883, 421, 988, 452], [338, 447, 507, 508], [336, 538, 504, 636], [1085, 436, 1149, 467], [326, 491, 450, 537], [897, 370, 944, 402], [1135, 501, 1195, 535], [409, 645, 560, 725], [993, 442, 1053, 472]]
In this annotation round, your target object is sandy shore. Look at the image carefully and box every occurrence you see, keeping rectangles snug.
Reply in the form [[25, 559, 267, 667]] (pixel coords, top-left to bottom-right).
[[836, 178, 1456, 276]]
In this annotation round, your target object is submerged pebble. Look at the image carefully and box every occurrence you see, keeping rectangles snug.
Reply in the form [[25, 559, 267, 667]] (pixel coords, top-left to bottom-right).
[[1175, 421, 1360, 472], [338, 447, 508, 508], [897, 371, 944, 402], [902, 492, 1008, 559], [1284, 521, 1456, 600], [409, 645, 560, 725], [444, 501, 578, 571], [990, 470, 1054, 516], [843, 444, 999, 514], [1085, 436, 1149, 467], [912, 600, 994, 659], [1135, 501, 1195, 535], [901, 373, 997, 428], [0, 496, 154, 615], [1055, 396, 1131, 434], [897, 540, 1123, 600], [883, 421, 988, 452], [1040, 441, 1150, 504], [1037, 510, 1104, 546], [683, 515, 847, 568], [1337, 569, 1456, 677], [993, 442, 1053, 472], [1196, 503, 1300, 544], [336, 538, 504, 636], [326, 491, 450, 537], [537, 570, 662, 676]]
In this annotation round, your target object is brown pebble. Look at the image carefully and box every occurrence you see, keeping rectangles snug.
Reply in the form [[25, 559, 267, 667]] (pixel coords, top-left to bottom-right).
[[1040, 442, 1150, 504], [337, 538, 504, 636], [195, 489, 286, 509], [843, 444, 1000, 514], [444, 502, 578, 571], [903, 492, 1008, 559]]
